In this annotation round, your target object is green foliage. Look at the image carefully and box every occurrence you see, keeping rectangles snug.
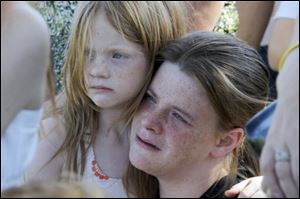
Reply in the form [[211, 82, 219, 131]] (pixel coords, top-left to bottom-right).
[[214, 1, 238, 36], [31, 1, 78, 92], [32, 1, 238, 92]]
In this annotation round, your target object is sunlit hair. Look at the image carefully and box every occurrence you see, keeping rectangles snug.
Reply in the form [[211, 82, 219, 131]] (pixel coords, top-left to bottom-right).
[[1, 181, 108, 198], [124, 31, 269, 197], [51, 1, 187, 177]]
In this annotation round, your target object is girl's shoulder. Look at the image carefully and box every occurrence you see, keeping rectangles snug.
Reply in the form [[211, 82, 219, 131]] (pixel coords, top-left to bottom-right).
[[39, 113, 66, 144], [39, 92, 67, 141]]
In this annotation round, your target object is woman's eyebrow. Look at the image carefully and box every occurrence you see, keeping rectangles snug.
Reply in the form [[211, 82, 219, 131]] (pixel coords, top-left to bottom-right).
[[148, 88, 158, 99]]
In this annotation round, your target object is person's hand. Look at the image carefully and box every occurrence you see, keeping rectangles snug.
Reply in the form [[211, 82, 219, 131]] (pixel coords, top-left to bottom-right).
[[260, 49, 299, 198], [224, 176, 267, 198], [260, 99, 299, 198]]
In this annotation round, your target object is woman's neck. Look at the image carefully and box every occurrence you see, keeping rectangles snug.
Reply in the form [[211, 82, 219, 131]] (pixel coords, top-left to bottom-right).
[[158, 162, 227, 198]]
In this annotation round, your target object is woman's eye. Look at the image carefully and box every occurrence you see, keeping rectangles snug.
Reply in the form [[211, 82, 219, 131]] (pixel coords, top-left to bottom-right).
[[144, 93, 156, 104], [172, 112, 188, 125]]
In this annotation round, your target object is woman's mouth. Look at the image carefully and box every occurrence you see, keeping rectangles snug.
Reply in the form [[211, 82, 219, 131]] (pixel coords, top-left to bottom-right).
[[136, 135, 160, 151]]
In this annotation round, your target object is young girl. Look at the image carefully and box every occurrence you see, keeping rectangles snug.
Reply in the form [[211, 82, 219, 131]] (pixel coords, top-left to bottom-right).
[[26, 1, 187, 197]]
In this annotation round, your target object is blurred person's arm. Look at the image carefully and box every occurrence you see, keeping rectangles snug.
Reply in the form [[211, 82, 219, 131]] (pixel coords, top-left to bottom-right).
[[1, 2, 50, 135], [260, 47, 299, 198], [260, 14, 299, 196], [267, 1, 299, 70], [187, 1, 224, 31], [236, 1, 274, 49], [25, 116, 67, 182], [268, 19, 295, 70]]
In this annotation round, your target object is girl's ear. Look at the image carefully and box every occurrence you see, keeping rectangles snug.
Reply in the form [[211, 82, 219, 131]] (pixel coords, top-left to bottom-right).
[[210, 128, 244, 158]]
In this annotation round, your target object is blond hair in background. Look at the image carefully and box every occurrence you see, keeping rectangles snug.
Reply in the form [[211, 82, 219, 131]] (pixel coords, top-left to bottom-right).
[[1, 181, 109, 198]]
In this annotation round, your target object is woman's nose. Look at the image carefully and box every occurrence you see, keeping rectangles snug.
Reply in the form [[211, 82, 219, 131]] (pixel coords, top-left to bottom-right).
[[140, 110, 163, 135]]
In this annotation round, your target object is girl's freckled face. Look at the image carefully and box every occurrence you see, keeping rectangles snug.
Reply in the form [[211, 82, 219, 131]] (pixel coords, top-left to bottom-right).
[[85, 12, 149, 109]]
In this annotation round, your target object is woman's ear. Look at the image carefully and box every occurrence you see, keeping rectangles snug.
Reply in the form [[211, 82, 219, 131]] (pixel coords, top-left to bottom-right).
[[210, 128, 244, 158]]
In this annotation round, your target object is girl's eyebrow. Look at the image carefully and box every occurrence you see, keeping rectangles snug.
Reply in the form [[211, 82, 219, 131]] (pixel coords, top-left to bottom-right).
[[86, 45, 144, 55]]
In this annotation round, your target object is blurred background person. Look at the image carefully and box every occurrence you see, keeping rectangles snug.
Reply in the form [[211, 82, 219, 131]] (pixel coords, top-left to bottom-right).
[[1, 1, 54, 191], [186, 1, 225, 31], [237, 2, 299, 156], [1, 180, 108, 198], [260, 13, 299, 198], [226, 7, 299, 198]]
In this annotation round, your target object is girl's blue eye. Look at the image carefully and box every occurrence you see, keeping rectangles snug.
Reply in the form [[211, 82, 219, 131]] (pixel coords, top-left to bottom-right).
[[112, 52, 125, 59], [90, 52, 96, 61], [172, 112, 188, 125], [85, 50, 96, 62]]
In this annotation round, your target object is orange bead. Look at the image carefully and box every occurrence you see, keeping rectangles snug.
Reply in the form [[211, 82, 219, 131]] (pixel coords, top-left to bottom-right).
[[91, 159, 109, 180]]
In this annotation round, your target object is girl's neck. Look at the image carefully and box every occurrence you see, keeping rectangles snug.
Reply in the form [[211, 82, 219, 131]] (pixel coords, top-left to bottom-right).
[[98, 108, 125, 133], [92, 108, 130, 178]]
